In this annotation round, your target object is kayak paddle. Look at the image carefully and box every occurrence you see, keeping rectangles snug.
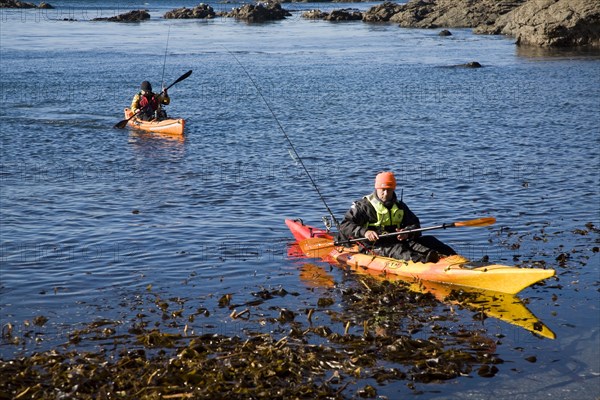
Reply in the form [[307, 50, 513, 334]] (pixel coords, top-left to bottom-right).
[[114, 69, 193, 129], [299, 217, 496, 258]]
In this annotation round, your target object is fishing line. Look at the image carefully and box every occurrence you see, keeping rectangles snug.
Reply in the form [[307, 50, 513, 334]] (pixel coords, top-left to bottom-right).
[[224, 46, 340, 231], [161, 26, 171, 89]]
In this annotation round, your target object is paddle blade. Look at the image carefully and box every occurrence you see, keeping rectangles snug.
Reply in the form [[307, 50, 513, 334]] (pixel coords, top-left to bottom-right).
[[176, 69, 193, 83], [114, 119, 129, 129], [298, 238, 335, 259], [454, 217, 496, 227], [167, 70, 192, 89]]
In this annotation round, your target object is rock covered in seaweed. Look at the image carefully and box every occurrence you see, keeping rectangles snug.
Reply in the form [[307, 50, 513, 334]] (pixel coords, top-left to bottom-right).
[[225, 2, 291, 22], [326, 8, 363, 21], [92, 9, 150, 22], [302, 9, 328, 19], [164, 3, 216, 19], [301, 8, 362, 21]]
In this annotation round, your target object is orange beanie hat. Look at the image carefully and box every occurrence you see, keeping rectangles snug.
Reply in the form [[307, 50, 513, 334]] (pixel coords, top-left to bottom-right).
[[374, 171, 396, 189]]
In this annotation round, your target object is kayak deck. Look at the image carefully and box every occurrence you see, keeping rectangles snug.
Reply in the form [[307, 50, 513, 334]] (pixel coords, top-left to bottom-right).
[[286, 218, 555, 295], [124, 108, 185, 136]]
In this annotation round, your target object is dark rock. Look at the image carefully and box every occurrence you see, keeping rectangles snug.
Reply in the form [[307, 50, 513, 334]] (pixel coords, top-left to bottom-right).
[[477, 0, 600, 48], [325, 8, 363, 21], [164, 3, 216, 19], [439, 29, 452, 36], [38, 1, 52, 8], [444, 61, 483, 68], [225, 2, 291, 22], [92, 10, 150, 22]]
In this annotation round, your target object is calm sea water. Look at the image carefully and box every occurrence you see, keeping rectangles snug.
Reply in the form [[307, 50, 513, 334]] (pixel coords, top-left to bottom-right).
[[1, 1, 599, 398]]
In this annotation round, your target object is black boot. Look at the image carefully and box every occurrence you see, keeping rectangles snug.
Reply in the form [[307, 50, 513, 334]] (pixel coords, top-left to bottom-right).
[[424, 250, 440, 263]]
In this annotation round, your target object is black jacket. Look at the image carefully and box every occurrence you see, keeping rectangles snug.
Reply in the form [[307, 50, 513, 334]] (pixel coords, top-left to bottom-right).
[[338, 192, 420, 246]]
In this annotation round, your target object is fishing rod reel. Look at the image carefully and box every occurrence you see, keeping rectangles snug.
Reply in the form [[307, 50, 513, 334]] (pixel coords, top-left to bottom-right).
[[322, 216, 333, 232]]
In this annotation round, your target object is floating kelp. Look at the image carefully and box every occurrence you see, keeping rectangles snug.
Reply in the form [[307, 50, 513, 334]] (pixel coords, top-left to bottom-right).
[[1, 271, 539, 398]]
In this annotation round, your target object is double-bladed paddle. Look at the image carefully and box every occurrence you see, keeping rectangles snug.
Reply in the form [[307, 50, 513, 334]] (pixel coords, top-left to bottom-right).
[[113, 69, 193, 129], [299, 217, 496, 258]]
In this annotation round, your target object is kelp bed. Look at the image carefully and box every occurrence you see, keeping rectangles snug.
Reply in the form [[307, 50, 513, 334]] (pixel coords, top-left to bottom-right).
[[4, 219, 598, 399], [0, 275, 504, 399]]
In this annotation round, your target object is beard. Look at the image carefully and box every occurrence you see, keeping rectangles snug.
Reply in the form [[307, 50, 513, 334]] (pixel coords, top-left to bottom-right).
[[383, 199, 395, 208]]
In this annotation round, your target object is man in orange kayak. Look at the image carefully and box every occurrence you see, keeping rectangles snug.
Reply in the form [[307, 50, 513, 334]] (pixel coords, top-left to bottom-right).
[[131, 81, 170, 121], [338, 171, 455, 263]]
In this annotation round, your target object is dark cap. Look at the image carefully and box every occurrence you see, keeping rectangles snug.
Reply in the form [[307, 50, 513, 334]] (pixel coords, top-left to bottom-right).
[[141, 81, 152, 92]]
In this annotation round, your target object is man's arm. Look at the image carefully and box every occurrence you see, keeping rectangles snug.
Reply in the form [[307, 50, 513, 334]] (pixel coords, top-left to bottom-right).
[[339, 199, 370, 240], [131, 93, 141, 113]]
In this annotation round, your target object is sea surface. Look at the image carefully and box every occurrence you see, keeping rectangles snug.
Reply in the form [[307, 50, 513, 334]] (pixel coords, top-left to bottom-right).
[[1, 1, 599, 398]]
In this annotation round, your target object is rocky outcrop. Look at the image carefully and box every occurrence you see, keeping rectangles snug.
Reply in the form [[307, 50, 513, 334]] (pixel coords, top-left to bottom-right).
[[302, 9, 328, 19], [362, 0, 525, 27], [92, 10, 150, 22], [325, 9, 363, 21], [301, 8, 362, 21], [362, 0, 599, 48], [164, 4, 216, 19], [0, 0, 52, 8], [476, 0, 600, 47], [225, 2, 291, 22], [386, 0, 527, 28], [362, 2, 403, 22]]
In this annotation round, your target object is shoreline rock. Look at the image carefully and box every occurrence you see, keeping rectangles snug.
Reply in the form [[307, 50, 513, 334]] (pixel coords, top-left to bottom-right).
[[476, 0, 600, 48], [362, 0, 599, 48], [362, 1, 404, 23], [361, 0, 526, 28]]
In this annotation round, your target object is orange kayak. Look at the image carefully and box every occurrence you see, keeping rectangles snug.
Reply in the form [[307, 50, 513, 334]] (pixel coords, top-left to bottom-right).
[[286, 219, 555, 295], [124, 108, 185, 136]]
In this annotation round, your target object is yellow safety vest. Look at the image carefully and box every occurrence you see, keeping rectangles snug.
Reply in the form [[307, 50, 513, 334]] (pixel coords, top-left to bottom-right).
[[364, 193, 404, 231]]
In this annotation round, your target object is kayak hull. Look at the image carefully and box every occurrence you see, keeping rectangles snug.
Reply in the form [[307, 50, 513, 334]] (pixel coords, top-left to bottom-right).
[[285, 218, 555, 295], [124, 108, 185, 136]]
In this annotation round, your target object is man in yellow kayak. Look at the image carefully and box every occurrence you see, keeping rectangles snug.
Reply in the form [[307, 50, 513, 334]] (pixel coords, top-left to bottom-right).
[[131, 81, 170, 121], [338, 171, 455, 263]]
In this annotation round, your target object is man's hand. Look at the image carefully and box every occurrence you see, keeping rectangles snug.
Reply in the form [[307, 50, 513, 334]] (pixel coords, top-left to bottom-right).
[[364, 230, 379, 242], [397, 224, 419, 241]]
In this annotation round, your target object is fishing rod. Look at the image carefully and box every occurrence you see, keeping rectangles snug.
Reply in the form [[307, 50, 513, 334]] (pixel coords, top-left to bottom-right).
[[161, 26, 171, 90], [225, 47, 341, 231]]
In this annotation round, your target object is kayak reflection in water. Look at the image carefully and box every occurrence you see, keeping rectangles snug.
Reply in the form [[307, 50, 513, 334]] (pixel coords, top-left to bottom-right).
[[130, 80, 170, 121], [337, 171, 456, 263]]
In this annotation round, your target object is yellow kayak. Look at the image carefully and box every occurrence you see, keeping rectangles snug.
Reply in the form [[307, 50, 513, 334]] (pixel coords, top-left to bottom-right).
[[287, 219, 556, 295], [124, 108, 185, 136]]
